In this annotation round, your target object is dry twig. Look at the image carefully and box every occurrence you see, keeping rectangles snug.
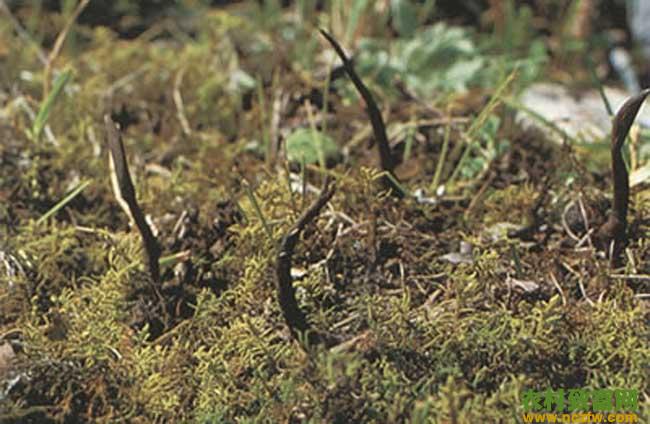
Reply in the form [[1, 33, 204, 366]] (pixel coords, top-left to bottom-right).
[[0, 0, 47, 65], [43, 0, 91, 97], [173, 67, 192, 136]]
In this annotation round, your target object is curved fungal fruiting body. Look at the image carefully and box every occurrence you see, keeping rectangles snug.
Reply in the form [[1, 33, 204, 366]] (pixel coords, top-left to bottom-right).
[[105, 115, 162, 284], [597, 89, 650, 265], [276, 179, 336, 345], [319, 29, 404, 198]]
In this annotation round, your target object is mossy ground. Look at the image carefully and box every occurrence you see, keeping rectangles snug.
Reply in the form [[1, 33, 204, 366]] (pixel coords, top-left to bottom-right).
[[0, 1, 648, 422]]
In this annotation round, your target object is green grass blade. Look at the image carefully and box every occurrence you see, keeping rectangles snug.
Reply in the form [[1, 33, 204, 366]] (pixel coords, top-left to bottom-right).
[[384, 170, 409, 197], [503, 97, 580, 145], [36, 179, 90, 225], [431, 114, 452, 192], [343, 0, 369, 44], [585, 55, 613, 117], [244, 183, 273, 241], [32, 68, 73, 141], [448, 69, 517, 185]]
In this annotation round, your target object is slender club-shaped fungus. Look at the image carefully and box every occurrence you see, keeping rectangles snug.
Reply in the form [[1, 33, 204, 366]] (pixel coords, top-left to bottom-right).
[[105, 115, 162, 284], [276, 179, 336, 345], [596, 88, 650, 265], [319, 29, 404, 198]]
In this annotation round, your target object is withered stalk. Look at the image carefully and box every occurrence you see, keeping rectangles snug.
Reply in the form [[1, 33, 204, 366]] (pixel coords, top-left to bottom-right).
[[43, 0, 90, 97], [319, 29, 404, 198], [597, 88, 650, 265], [104, 115, 162, 284], [276, 179, 336, 345]]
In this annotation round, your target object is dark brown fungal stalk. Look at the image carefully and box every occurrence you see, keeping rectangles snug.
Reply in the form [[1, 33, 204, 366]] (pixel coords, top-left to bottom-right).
[[319, 29, 404, 198], [596, 89, 650, 266], [276, 178, 336, 346], [104, 115, 162, 284]]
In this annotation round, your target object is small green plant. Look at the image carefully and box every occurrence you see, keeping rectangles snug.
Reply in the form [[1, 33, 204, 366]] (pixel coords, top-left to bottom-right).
[[29, 68, 72, 141], [285, 128, 340, 167]]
